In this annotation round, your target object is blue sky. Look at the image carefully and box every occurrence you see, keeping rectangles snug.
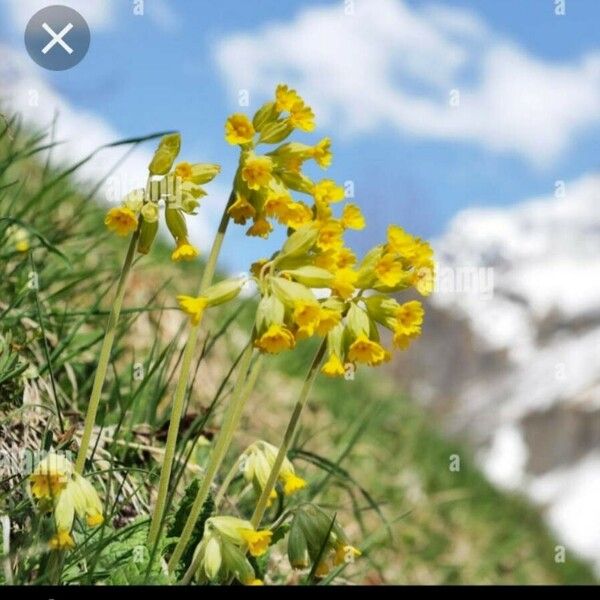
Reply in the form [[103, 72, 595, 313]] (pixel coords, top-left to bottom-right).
[[1, 0, 599, 269]]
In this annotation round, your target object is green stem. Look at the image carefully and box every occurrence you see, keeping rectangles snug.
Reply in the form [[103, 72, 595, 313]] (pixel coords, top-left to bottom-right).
[[147, 191, 236, 547], [214, 456, 242, 509], [250, 341, 326, 529], [75, 227, 140, 474], [168, 348, 264, 573]]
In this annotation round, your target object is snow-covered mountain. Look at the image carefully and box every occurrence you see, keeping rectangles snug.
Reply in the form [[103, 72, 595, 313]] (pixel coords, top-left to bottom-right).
[[395, 173, 600, 568]]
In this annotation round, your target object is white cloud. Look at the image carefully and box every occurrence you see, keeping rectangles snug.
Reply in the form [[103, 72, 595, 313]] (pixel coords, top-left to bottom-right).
[[215, 0, 600, 166], [4, 0, 117, 31]]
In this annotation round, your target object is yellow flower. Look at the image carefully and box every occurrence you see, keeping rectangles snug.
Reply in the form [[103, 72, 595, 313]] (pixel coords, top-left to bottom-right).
[[310, 137, 332, 168], [313, 180, 345, 204], [293, 300, 321, 331], [225, 113, 255, 145], [335, 247, 357, 269], [245, 579, 264, 586], [275, 84, 303, 112], [86, 512, 104, 527], [177, 295, 208, 325], [282, 202, 313, 229], [49, 530, 75, 550], [247, 217, 273, 238], [289, 101, 315, 132], [321, 353, 346, 377], [241, 154, 273, 190], [315, 561, 331, 578], [282, 472, 307, 496], [348, 333, 387, 365], [240, 529, 273, 557], [375, 253, 404, 287], [395, 300, 424, 335], [264, 193, 292, 220], [412, 265, 435, 296], [104, 206, 138, 236], [334, 544, 361, 566], [175, 161, 193, 181], [317, 220, 344, 251], [15, 239, 30, 252], [228, 194, 256, 224], [341, 204, 365, 230], [330, 268, 358, 300], [255, 324, 296, 353], [393, 330, 419, 350], [171, 239, 199, 262], [315, 308, 341, 336]]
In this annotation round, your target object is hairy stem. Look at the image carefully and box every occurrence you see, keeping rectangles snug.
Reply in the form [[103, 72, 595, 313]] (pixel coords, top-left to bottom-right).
[[250, 340, 326, 528], [168, 347, 264, 573], [147, 191, 235, 547]]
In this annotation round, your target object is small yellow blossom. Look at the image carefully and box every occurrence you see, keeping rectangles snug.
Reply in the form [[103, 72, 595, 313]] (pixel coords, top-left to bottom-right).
[[282, 472, 307, 496], [317, 220, 344, 251], [341, 204, 365, 230], [175, 161, 193, 181], [375, 253, 404, 287], [292, 300, 321, 336], [264, 193, 292, 220], [246, 579, 264, 586], [49, 530, 75, 550], [334, 544, 361, 566], [395, 300, 424, 335], [348, 333, 387, 365], [225, 113, 255, 145], [313, 180, 345, 204], [171, 239, 199, 262], [241, 154, 273, 190], [289, 101, 315, 132], [330, 268, 358, 299], [321, 353, 346, 377], [104, 206, 138, 236], [275, 84, 303, 112], [247, 217, 273, 238], [240, 529, 273, 557], [310, 137, 332, 168], [255, 324, 296, 353], [177, 295, 208, 325], [228, 194, 256, 224], [315, 308, 341, 336], [282, 202, 313, 229]]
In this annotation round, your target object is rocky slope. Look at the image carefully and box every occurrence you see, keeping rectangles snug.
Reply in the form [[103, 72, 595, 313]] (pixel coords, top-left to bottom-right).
[[394, 173, 600, 567]]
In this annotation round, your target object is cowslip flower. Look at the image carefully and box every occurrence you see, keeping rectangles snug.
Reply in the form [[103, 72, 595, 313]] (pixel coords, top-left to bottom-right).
[[29, 452, 104, 550], [240, 440, 307, 506], [177, 277, 247, 326], [287, 504, 360, 575], [224, 84, 354, 240], [103, 133, 220, 261], [192, 516, 272, 584]]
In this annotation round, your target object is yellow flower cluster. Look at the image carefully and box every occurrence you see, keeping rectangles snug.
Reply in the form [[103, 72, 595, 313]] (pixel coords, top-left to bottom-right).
[[104, 133, 220, 262], [28, 453, 104, 550], [224, 84, 361, 239], [320, 224, 433, 377], [192, 516, 272, 585], [240, 440, 307, 506]]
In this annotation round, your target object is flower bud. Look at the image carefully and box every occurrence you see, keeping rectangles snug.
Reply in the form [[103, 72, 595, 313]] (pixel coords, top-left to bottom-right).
[[253, 101, 279, 132], [148, 133, 181, 175], [141, 202, 159, 223], [346, 303, 370, 338], [283, 266, 334, 288], [270, 276, 316, 307], [165, 207, 188, 241], [204, 277, 246, 307], [279, 225, 318, 260], [137, 218, 159, 255], [258, 120, 293, 144]]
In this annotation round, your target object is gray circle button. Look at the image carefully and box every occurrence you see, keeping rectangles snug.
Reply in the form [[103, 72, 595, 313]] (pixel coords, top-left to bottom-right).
[[24, 5, 90, 71]]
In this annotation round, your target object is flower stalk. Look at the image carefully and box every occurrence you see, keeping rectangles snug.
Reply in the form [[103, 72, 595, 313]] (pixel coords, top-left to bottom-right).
[[167, 345, 265, 573], [75, 225, 140, 474], [250, 340, 326, 529], [147, 191, 236, 546]]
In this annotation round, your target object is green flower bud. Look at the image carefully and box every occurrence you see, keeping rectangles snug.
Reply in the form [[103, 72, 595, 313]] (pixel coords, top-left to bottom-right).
[[278, 170, 314, 195], [205, 277, 246, 307], [165, 207, 188, 241], [288, 517, 309, 569], [137, 218, 159, 255], [270, 276, 316, 307], [283, 265, 334, 288], [253, 101, 279, 132], [141, 201, 159, 223], [279, 225, 318, 260], [259, 119, 293, 144], [346, 303, 370, 338]]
